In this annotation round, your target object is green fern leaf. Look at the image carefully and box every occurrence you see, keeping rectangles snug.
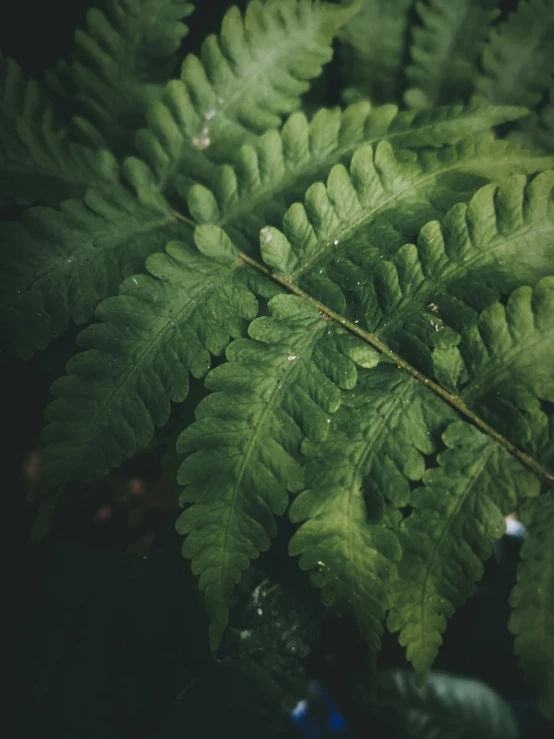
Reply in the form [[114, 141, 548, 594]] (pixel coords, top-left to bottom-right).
[[70, 0, 194, 154], [252, 137, 554, 282], [128, 0, 357, 199], [405, 0, 500, 109], [41, 234, 256, 486], [300, 172, 554, 365], [285, 176, 553, 653], [184, 99, 530, 248], [509, 492, 554, 721], [0, 185, 188, 358], [477, 0, 554, 108], [289, 367, 454, 660], [0, 52, 119, 208], [338, 0, 413, 105], [436, 276, 554, 461], [371, 669, 518, 739], [175, 291, 375, 649], [387, 279, 553, 681], [36, 124, 553, 647], [387, 421, 540, 683], [508, 85, 554, 154]]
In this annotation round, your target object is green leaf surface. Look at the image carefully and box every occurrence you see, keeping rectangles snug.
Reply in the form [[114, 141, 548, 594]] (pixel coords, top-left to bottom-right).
[[176, 293, 371, 649], [405, 0, 500, 108], [185, 99, 529, 250], [387, 421, 540, 682], [445, 276, 554, 460], [509, 492, 554, 721], [338, 0, 413, 104], [300, 172, 554, 372], [41, 238, 256, 486], [0, 52, 119, 208], [289, 367, 456, 659], [256, 137, 554, 283], [0, 185, 188, 358], [477, 0, 554, 108], [69, 0, 195, 154], [129, 0, 356, 199]]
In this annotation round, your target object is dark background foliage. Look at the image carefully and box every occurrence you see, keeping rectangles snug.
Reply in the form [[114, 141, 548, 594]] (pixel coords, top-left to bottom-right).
[[1, 1, 551, 737]]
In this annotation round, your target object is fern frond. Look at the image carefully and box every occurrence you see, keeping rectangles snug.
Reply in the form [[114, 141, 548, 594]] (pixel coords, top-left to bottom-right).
[[0, 185, 188, 358], [437, 276, 554, 461], [41, 234, 256, 486], [298, 172, 554, 363], [387, 278, 553, 681], [0, 52, 119, 208], [175, 291, 375, 649], [69, 0, 194, 154], [338, 0, 413, 105], [477, 0, 554, 108], [288, 367, 451, 660], [405, 0, 500, 109], [253, 137, 554, 282], [387, 421, 540, 683], [508, 85, 554, 154], [129, 0, 356, 199], [183, 99, 530, 248], [509, 492, 554, 721]]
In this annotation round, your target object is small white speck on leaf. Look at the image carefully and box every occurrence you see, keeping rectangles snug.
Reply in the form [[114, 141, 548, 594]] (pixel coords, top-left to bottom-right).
[[287, 354, 297, 361], [261, 227, 272, 244], [205, 108, 216, 120], [192, 130, 210, 149], [256, 607, 263, 616], [132, 278, 138, 284], [333, 240, 339, 245]]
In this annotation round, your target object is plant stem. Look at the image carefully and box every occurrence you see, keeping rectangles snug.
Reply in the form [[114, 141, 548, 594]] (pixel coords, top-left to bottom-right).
[[239, 252, 554, 488]]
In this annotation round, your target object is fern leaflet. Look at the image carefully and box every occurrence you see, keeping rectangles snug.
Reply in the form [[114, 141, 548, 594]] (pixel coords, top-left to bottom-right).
[[338, 0, 413, 105], [477, 0, 554, 108], [128, 0, 358, 200], [0, 52, 119, 208], [0, 185, 188, 358], [69, 0, 195, 154], [509, 492, 554, 721], [405, 0, 500, 109]]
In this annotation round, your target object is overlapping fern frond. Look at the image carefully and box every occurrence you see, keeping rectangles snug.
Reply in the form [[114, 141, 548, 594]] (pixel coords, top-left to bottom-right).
[[68, 0, 195, 154], [0, 52, 119, 208], [2, 0, 554, 723]]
